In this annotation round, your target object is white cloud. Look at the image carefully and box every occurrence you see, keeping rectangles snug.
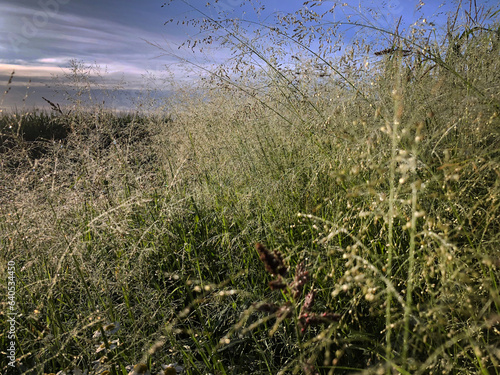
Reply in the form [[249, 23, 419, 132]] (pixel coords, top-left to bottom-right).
[[35, 57, 73, 65]]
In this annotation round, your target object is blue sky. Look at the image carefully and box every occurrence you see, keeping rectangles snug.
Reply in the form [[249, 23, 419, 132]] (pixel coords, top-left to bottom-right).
[[0, 0, 495, 111]]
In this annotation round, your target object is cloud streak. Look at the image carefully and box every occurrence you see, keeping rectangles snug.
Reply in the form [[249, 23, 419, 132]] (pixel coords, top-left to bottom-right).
[[1, 2, 174, 66]]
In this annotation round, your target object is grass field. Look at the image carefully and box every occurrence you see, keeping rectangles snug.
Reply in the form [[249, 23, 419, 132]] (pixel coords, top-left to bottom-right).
[[1, 2, 500, 374]]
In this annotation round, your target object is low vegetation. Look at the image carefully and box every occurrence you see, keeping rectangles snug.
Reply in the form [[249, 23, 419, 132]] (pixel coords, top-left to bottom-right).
[[1, 1, 499, 374]]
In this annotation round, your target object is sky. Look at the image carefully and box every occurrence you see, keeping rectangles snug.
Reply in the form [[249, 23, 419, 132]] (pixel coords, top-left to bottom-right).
[[0, 0, 495, 112]]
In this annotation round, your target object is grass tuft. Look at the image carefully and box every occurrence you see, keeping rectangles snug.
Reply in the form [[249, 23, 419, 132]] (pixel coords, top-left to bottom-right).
[[1, 1, 499, 374]]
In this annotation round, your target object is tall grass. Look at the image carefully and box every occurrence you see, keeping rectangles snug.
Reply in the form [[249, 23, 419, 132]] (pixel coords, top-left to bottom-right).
[[1, 1, 499, 374]]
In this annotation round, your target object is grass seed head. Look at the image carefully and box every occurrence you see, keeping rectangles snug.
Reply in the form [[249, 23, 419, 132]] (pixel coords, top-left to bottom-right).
[[129, 363, 150, 375], [161, 363, 184, 375], [291, 262, 309, 299], [255, 243, 288, 276], [269, 276, 287, 290], [301, 290, 316, 313]]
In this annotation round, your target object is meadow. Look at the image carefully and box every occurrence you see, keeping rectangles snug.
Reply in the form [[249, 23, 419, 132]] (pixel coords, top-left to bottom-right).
[[1, 1, 499, 374]]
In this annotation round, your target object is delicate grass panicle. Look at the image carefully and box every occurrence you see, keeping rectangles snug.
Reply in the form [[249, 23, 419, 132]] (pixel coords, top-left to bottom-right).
[[1, 1, 500, 374]]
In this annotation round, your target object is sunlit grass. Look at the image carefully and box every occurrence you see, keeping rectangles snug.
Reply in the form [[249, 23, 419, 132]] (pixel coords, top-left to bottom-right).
[[1, 1, 499, 374]]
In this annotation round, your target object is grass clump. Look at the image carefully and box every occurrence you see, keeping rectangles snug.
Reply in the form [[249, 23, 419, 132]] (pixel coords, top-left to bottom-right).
[[1, 1, 500, 374]]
